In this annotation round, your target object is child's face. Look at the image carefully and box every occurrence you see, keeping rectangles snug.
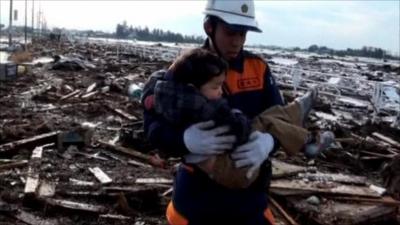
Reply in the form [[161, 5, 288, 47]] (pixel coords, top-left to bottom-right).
[[200, 73, 225, 100]]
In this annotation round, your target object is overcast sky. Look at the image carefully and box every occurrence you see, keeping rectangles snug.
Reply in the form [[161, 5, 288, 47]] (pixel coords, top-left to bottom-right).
[[0, 0, 399, 55]]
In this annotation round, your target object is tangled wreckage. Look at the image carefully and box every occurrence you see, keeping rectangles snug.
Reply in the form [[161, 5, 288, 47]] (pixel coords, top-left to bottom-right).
[[0, 37, 399, 225]]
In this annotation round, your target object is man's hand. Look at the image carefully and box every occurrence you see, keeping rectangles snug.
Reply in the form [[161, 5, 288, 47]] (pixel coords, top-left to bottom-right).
[[183, 120, 236, 155], [231, 131, 274, 178]]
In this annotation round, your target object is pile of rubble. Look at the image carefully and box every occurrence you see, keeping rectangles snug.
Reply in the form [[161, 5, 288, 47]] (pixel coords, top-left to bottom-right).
[[0, 37, 399, 225]]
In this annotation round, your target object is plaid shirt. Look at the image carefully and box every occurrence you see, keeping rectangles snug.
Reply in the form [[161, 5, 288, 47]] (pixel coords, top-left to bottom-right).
[[150, 79, 251, 145]]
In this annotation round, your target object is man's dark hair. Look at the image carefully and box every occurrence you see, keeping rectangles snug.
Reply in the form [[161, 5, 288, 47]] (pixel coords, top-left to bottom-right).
[[170, 48, 228, 88]]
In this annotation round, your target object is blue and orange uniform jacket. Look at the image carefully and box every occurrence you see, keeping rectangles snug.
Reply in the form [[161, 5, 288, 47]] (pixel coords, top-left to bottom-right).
[[142, 44, 283, 225]]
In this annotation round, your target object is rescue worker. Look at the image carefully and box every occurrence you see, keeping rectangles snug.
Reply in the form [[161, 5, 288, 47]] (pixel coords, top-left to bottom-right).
[[143, 0, 282, 224]]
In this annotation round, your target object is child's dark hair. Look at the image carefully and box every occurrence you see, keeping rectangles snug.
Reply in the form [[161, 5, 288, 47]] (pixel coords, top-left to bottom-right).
[[169, 48, 228, 88]]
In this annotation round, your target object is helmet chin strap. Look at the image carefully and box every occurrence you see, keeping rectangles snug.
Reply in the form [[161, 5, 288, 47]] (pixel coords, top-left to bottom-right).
[[205, 17, 224, 60]]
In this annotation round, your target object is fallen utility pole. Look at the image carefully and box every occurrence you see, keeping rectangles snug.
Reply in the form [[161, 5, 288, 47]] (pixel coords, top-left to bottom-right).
[[25, 0, 28, 47], [8, 0, 13, 47]]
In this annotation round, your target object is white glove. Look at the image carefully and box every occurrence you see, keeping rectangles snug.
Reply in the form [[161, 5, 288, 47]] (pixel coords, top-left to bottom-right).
[[231, 131, 274, 179], [183, 120, 236, 155]]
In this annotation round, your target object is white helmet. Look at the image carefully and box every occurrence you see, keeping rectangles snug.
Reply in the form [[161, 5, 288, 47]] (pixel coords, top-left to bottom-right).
[[204, 0, 262, 32]]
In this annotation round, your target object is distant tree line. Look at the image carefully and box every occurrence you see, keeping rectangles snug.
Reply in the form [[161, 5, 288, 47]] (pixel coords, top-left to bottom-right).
[[115, 21, 204, 44], [306, 44, 398, 60]]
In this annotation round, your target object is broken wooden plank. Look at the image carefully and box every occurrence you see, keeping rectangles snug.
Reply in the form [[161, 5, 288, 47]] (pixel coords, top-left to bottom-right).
[[12, 209, 59, 225], [86, 82, 97, 93], [38, 181, 56, 198], [272, 159, 307, 178], [98, 140, 149, 161], [0, 160, 28, 171], [89, 167, 112, 184], [360, 150, 394, 159], [101, 151, 127, 165], [106, 105, 137, 120], [59, 89, 81, 101], [372, 132, 400, 149], [328, 196, 400, 206], [24, 146, 45, 197], [288, 196, 397, 225], [0, 131, 60, 153], [103, 186, 144, 193], [24, 174, 40, 197], [127, 159, 152, 168], [369, 184, 386, 195], [69, 178, 95, 186], [99, 141, 166, 168], [270, 197, 299, 225], [45, 198, 107, 213], [63, 84, 74, 92], [99, 214, 131, 220], [114, 108, 137, 121], [135, 178, 173, 184], [31, 146, 44, 159], [351, 133, 399, 154], [270, 180, 381, 198], [162, 187, 173, 197], [297, 172, 367, 185], [81, 90, 98, 99]]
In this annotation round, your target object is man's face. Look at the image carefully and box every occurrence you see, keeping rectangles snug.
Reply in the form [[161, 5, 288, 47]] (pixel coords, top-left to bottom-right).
[[200, 73, 225, 100], [214, 22, 247, 60]]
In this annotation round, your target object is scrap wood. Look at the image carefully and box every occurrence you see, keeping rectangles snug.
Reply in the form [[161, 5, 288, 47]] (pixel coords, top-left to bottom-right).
[[106, 105, 137, 121], [86, 82, 97, 93], [297, 172, 366, 185], [81, 90, 98, 99], [360, 150, 395, 159], [335, 137, 355, 144], [162, 187, 173, 197], [69, 178, 95, 186], [127, 159, 152, 168], [101, 151, 128, 165], [352, 133, 399, 154], [99, 214, 131, 220], [104, 186, 155, 194], [116, 193, 138, 217], [59, 191, 104, 198], [272, 159, 307, 178], [135, 178, 173, 184], [270, 180, 382, 198], [44, 198, 107, 213], [0, 160, 28, 171], [288, 196, 398, 225], [37, 181, 56, 198], [98, 140, 148, 160], [372, 132, 400, 149], [11, 209, 58, 225], [24, 146, 46, 197], [59, 89, 81, 101], [98, 140, 165, 168], [270, 197, 299, 225], [328, 196, 400, 206], [88, 167, 113, 184], [0, 131, 60, 153]]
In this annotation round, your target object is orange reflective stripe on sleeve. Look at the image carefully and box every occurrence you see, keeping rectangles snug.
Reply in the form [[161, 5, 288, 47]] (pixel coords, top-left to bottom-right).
[[264, 207, 276, 225], [224, 58, 266, 94], [166, 201, 189, 225]]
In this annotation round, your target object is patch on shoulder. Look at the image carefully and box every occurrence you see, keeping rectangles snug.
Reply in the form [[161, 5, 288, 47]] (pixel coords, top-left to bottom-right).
[[238, 77, 261, 89]]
